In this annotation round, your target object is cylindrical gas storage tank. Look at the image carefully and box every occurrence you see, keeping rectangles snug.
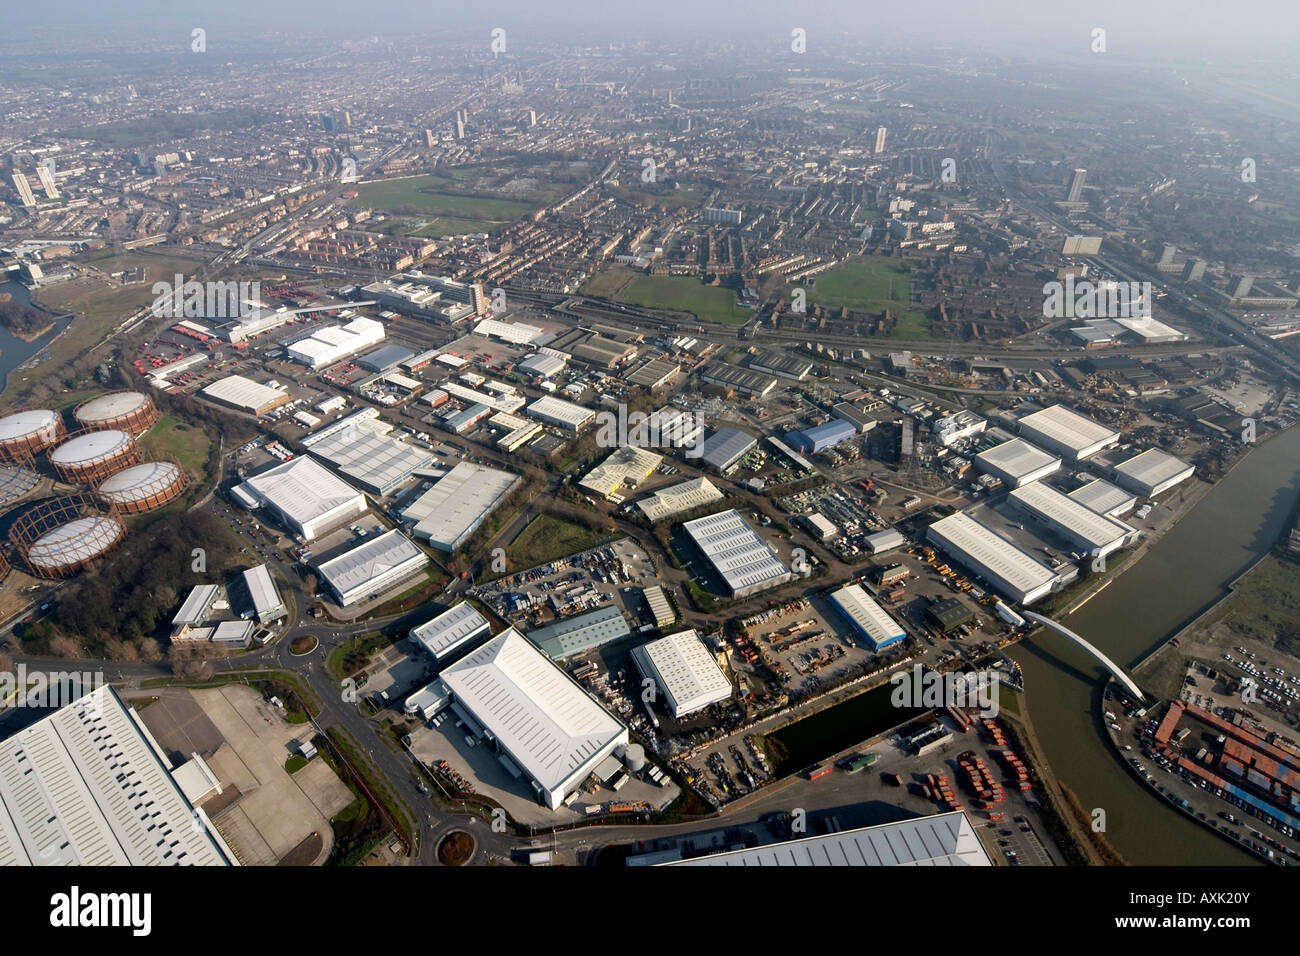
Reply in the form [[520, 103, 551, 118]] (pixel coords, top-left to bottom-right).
[[0, 547, 9, 583], [0, 409, 65, 462], [95, 458, 186, 514], [73, 390, 158, 436], [48, 429, 141, 485], [9, 494, 125, 579]]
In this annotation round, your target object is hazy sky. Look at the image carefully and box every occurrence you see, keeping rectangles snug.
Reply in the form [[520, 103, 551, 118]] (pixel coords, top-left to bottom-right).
[[11, 0, 1300, 62]]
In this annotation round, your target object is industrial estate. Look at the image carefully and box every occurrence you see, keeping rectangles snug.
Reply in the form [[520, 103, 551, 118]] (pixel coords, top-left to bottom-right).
[[0, 2, 1295, 891]]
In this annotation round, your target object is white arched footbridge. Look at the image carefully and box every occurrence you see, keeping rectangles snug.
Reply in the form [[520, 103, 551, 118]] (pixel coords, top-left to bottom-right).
[[1022, 611, 1145, 701]]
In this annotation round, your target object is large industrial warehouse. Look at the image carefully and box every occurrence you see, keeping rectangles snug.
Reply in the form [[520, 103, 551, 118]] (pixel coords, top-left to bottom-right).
[[286, 316, 385, 369], [302, 412, 434, 495], [1016, 404, 1120, 461], [926, 512, 1065, 605], [659, 810, 991, 866], [698, 427, 757, 473], [201, 374, 292, 416], [525, 395, 595, 432], [1112, 448, 1195, 497], [1008, 481, 1140, 559], [631, 629, 733, 718], [437, 628, 629, 810], [682, 509, 793, 598], [579, 445, 662, 500], [527, 606, 631, 659], [1068, 478, 1137, 517], [232, 456, 367, 541], [314, 528, 429, 606], [974, 438, 1061, 489], [786, 418, 857, 454], [637, 476, 725, 522], [828, 582, 907, 651], [400, 462, 519, 551], [410, 601, 491, 662], [0, 685, 236, 866]]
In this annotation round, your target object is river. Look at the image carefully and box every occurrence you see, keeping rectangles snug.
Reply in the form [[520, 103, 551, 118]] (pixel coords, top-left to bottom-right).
[[1011, 425, 1300, 865], [0, 280, 73, 395]]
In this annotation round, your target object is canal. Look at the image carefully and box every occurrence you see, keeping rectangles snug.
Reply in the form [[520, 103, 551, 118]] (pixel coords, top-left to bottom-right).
[[1011, 424, 1300, 865], [766, 680, 926, 775]]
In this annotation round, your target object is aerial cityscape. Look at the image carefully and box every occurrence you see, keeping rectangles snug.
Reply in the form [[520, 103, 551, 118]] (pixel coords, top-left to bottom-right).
[[0, 0, 1296, 901]]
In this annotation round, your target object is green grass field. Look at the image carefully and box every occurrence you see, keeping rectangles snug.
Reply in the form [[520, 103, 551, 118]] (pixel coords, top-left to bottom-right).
[[141, 414, 211, 472], [617, 275, 750, 325], [807, 256, 933, 338], [509, 514, 606, 570], [349, 175, 538, 222], [579, 266, 637, 299]]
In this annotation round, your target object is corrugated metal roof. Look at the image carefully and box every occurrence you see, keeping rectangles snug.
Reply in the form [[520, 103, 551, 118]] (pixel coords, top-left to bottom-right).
[[665, 811, 991, 866], [683, 509, 791, 595], [438, 629, 627, 798], [631, 629, 731, 716], [0, 686, 232, 866]]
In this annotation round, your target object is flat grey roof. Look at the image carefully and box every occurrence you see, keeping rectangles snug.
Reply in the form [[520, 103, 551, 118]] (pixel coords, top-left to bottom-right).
[[665, 810, 991, 866], [683, 509, 791, 595], [1009, 481, 1135, 551], [1068, 478, 1137, 516], [438, 629, 627, 799], [527, 606, 631, 659], [315, 529, 428, 599], [927, 512, 1056, 598], [243, 564, 283, 617], [173, 584, 219, 626], [700, 427, 757, 470], [1113, 448, 1194, 488], [1016, 404, 1118, 456], [410, 602, 491, 660], [401, 461, 519, 550], [0, 686, 233, 866], [975, 438, 1061, 483]]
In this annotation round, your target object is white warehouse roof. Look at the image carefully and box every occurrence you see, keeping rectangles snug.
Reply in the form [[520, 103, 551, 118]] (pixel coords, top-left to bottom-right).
[[474, 317, 547, 345], [201, 374, 287, 413], [0, 685, 235, 866], [682, 510, 793, 598], [1068, 478, 1137, 517], [410, 602, 491, 661], [974, 438, 1061, 488], [1016, 404, 1119, 461], [315, 529, 429, 606], [236, 456, 366, 541], [242, 563, 285, 621], [401, 462, 519, 551], [579, 445, 663, 499], [438, 628, 628, 810], [927, 512, 1057, 605], [286, 316, 384, 368], [304, 415, 433, 495], [173, 583, 219, 627], [631, 629, 732, 717], [1009, 482, 1137, 557], [665, 810, 991, 866], [1112, 448, 1195, 496], [637, 476, 725, 522], [526, 395, 595, 431], [518, 352, 567, 379]]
